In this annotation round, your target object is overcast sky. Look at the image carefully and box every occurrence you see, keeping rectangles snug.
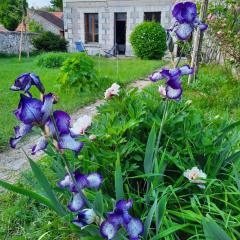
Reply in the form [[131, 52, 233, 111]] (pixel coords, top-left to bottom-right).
[[28, 0, 51, 8]]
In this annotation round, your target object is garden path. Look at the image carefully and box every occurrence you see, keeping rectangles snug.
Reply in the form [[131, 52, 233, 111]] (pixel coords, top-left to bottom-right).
[[0, 79, 152, 183]]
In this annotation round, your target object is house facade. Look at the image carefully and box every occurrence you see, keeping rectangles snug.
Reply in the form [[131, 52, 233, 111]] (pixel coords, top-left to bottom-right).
[[63, 0, 175, 55]]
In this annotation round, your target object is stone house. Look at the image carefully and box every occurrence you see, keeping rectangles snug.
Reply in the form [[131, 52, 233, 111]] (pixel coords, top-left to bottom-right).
[[16, 10, 64, 36], [63, 0, 175, 55]]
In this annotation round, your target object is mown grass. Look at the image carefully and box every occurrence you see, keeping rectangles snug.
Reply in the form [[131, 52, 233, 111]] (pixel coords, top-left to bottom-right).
[[0, 56, 165, 151], [0, 63, 239, 239]]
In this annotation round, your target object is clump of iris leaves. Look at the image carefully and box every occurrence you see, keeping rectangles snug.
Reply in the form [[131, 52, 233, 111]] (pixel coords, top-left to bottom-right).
[[1, 84, 240, 240]]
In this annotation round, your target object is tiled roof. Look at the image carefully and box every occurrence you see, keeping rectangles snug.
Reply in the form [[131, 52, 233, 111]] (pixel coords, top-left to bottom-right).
[[35, 10, 64, 29], [0, 24, 8, 32], [50, 12, 63, 19]]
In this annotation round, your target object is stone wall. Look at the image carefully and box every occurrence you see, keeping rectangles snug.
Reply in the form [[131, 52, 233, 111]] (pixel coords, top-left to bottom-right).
[[0, 32, 38, 54], [63, 0, 175, 55]]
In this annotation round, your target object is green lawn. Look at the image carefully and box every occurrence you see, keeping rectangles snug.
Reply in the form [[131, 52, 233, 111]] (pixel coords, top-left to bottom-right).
[[0, 63, 239, 239], [0, 56, 165, 151]]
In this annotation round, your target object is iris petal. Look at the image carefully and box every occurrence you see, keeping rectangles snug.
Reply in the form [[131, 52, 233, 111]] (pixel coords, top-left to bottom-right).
[[100, 220, 118, 240], [58, 134, 84, 153], [125, 218, 144, 239], [68, 193, 85, 212], [179, 65, 194, 75], [166, 86, 183, 100], [175, 23, 193, 41], [53, 110, 71, 135], [31, 136, 48, 155], [86, 173, 103, 189], [41, 93, 54, 124], [72, 209, 96, 228], [14, 94, 42, 124], [9, 123, 33, 148], [116, 199, 133, 211], [149, 71, 164, 82], [57, 174, 73, 189]]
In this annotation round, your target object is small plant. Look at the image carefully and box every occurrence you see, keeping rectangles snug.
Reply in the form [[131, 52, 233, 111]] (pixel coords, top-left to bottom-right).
[[130, 21, 167, 60], [32, 31, 68, 52], [36, 52, 70, 68], [28, 19, 44, 33], [58, 53, 97, 89]]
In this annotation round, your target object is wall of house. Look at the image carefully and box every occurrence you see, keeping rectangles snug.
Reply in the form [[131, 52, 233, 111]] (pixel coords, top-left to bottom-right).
[[0, 32, 37, 54], [63, 0, 174, 55], [29, 10, 61, 35]]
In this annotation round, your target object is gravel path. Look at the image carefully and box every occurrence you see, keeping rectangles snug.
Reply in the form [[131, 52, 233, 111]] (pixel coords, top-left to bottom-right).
[[0, 79, 151, 183]]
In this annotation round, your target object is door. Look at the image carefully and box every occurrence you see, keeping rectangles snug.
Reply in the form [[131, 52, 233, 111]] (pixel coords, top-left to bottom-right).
[[114, 13, 127, 55]]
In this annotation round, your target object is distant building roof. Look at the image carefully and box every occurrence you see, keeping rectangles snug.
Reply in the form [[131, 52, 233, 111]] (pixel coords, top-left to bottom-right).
[[0, 24, 8, 32], [15, 22, 27, 32], [50, 12, 63, 20], [34, 10, 64, 30]]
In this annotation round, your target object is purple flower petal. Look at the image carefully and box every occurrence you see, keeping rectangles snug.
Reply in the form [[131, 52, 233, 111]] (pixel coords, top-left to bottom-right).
[[167, 79, 182, 89], [72, 209, 96, 228], [181, 2, 197, 23], [9, 123, 33, 148], [166, 85, 183, 100], [70, 172, 88, 192], [116, 199, 133, 211], [194, 18, 208, 31], [86, 173, 103, 189], [31, 136, 48, 155], [41, 93, 55, 124], [125, 218, 144, 239], [175, 23, 193, 41], [30, 73, 45, 93], [179, 65, 194, 75], [53, 110, 71, 135], [149, 71, 164, 82], [58, 134, 84, 153], [57, 174, 73, 189], [172, 2, 197, 24], [161, 68, 181, 80], [100, 220, 118, 240], [68, 193, 85, 212], [14, 94, 42, 125], [11, 73, 45, 94]]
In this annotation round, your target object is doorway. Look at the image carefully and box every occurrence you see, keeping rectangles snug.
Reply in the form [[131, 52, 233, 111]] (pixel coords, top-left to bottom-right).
[[114, 13, 127, 55]]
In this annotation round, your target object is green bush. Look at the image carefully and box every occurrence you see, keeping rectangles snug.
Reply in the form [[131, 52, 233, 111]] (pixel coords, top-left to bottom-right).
[[36, 52, 70, 68], [58, 53, 97, 89], [130, 21, 167, 59], [28, 19, 44, 33], [32, 31, 68, 52]]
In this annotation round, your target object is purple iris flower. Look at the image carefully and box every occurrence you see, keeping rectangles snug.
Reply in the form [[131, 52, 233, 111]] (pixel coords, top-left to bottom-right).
[[10, 94, 84, 155], [149, 65, 194, 100], [10, 93, 55, 149], [58, 172, 103, 212], [100, 199, 144, 240], [171, 2, 208, 40], [10, 73, 45, 96], [72, 209, 97, 228]]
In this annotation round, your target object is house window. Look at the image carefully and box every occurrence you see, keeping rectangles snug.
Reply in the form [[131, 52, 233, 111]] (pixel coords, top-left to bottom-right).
[[85, 13, 99, 43], [144, 12, 161, 23]]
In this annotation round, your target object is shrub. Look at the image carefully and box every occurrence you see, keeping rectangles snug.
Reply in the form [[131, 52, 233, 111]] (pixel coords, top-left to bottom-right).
[[28, 19, 44, 33], [32, 31, 68, 52], [36, 52, 70, 68], [130, 21, 167, 59], [58, 53, 97, 89]]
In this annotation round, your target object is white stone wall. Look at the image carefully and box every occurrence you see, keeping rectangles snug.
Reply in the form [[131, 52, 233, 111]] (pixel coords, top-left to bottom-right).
[[0, 32, 37, 54], [63, 0, 174, 55]]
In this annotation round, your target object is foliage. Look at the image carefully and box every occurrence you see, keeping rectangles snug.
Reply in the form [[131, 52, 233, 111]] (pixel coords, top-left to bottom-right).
[[32, 31, 68, 52], [28, 19, 44, 33], [50, 0, 63, 10], [207, 0, 240, 67], [0, 0, 27, 30], [130, 21, 167, 60], [58, 53, 97, 89], [0, 56, 164, 150], [36, 52, 70, 68]]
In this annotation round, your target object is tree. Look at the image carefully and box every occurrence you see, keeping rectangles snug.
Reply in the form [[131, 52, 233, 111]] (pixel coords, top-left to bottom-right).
[[0, 0, 28, 31], [50, 0, 63, 10]]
